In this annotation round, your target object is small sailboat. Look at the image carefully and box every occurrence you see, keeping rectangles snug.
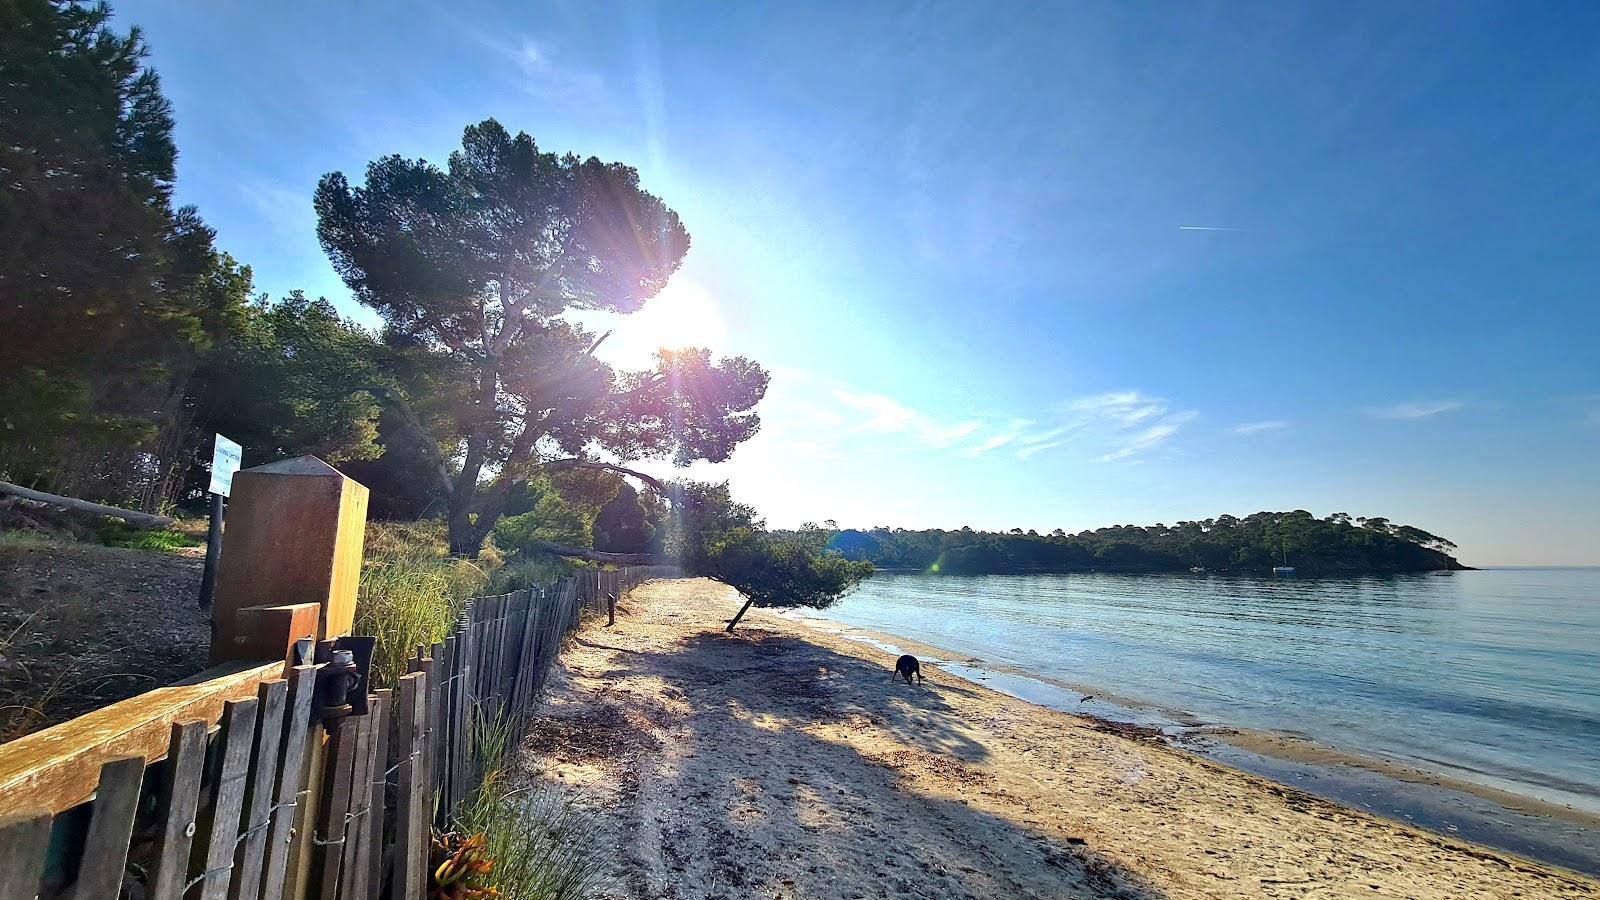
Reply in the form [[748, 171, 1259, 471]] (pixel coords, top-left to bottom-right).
[[1189, 566, 1207, 573], [1430, 569, 1454, 576], [1272, 539, 1295, 575]]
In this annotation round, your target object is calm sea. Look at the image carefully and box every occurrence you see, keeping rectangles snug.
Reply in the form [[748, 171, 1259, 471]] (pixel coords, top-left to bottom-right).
[[799, 568, 1600, 866]]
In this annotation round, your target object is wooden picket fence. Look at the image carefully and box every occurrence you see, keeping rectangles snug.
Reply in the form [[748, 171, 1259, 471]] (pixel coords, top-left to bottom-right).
[[0, 564, 677, 900]]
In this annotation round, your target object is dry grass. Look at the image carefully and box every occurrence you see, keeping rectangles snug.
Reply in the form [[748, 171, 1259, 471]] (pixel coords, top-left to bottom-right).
[[356, 521, 581, 687]]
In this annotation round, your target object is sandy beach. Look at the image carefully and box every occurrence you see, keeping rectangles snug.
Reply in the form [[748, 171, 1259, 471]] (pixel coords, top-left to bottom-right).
[[514, 578, 1597, 899]]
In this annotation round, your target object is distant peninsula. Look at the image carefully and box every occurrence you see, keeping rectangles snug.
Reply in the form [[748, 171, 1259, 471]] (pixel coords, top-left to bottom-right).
[[825, 510, 1467, 576]]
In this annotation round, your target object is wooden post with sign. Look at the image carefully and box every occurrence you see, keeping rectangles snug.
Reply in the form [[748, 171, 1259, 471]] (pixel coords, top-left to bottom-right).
[[209, 456, 368, 661], [196, 433, 242, 608]]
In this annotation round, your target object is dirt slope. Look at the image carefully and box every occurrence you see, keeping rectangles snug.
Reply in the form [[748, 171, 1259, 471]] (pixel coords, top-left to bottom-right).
[[0, 541, 209, 738]]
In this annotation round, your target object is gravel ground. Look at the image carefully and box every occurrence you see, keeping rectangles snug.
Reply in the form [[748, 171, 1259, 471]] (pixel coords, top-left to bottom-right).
[[0, 541, 211, 739]]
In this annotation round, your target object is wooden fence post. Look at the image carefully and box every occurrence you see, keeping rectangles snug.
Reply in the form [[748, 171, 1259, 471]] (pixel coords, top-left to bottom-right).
[[206, 456, 369, 900], [209, 456, 368, 663]]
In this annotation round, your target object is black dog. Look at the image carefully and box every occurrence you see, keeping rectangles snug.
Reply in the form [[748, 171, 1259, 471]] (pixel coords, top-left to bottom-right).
[[893, 654, 923, 685]]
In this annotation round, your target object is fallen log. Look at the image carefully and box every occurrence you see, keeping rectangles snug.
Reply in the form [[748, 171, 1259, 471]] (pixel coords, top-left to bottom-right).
[[0, 481, 175, 527], [524, 539, 668, 566]]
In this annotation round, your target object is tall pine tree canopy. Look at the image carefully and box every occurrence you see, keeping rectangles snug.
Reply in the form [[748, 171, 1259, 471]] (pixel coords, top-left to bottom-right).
[[314, 120, 769, 554], [0, 0, 249, 500]]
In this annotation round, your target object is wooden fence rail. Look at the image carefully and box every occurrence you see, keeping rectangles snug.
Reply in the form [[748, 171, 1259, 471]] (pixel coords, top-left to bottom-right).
[[0, 563, 678, 900]]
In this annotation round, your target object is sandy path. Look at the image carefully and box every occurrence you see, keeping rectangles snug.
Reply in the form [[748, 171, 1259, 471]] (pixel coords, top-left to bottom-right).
[[515, 578, 1596, 899]]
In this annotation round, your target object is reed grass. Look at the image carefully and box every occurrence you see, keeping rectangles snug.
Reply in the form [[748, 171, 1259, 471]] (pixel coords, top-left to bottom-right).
[[459, 736, 614, 900], [357, 522, 491, 687]]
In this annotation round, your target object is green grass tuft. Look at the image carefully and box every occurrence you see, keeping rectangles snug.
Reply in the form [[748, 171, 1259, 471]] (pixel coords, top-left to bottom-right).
[[357, 550, 488, 688], [93, 522, 205, 553], [460, 764, 614, 900]]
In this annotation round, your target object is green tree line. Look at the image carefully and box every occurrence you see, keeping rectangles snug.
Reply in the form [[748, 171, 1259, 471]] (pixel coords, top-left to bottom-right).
[[827, 510, 1463, 575]]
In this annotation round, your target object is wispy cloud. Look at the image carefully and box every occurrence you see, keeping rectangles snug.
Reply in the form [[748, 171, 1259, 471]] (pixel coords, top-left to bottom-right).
[[1233, 419, 1290, 435], [967, 433, 1018, 456], [1178, 225, 1244, 232], [1065, 391, 1198, 462], [919, 420, 983, 448], [1013, 426, 1077, 460], [1097, 411, 1197, 461], [1370, 401, 1465, 420], [798, 376, 1195, 465], [961, 418, 1035, 457], [238, 179, 314, 241], [833, 389, 920, 434], [1068, 391, 1169, 427], [465, 31, 607, 102], [825, 386, 995, 452]]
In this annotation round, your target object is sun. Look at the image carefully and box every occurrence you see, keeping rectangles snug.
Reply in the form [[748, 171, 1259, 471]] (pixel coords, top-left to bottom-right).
[[596, 278, 727, 367]]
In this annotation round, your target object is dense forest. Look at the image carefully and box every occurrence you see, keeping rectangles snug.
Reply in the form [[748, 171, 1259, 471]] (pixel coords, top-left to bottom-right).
[[826, 510, 1464, 575]]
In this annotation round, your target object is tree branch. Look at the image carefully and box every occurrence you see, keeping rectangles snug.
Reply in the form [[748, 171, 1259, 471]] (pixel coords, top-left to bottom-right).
[[540, 459, 666, 495], [607, 373, 667, 405], [524, 539, 668, 566], [0, 482, 175, 527], [364, 385, 453, 497]]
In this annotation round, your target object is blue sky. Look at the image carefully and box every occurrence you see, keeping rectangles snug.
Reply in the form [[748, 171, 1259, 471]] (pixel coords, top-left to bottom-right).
[[121, 1, 1599, 564]]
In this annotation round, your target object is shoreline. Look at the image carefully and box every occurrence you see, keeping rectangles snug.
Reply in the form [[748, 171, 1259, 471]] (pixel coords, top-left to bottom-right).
[[522, 578, 1599, 898], [784, 609, 1600, 877]]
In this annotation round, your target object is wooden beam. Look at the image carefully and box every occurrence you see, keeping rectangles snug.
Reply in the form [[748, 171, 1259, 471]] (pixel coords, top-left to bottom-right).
[[0, 480, 175, 527], [222, 603, 321, 665], [0, 660, 285, 814]]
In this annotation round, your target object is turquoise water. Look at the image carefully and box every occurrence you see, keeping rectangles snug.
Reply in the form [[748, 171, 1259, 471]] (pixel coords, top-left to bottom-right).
[[808, 569, 1600, 817]]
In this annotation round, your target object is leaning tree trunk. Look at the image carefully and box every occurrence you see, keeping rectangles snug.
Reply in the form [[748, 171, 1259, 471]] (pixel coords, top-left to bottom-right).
[[726, 597, 757, 632], [0, 481, 175, 527], [446, 496, 480, 558]]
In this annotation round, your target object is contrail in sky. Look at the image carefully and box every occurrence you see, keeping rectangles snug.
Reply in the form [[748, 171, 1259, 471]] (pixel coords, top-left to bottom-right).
[[1178, 225, 1244, 231]]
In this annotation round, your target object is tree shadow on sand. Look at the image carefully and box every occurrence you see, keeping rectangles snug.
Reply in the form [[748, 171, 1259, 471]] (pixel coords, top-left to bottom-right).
[[576, 626, 1169, 900]]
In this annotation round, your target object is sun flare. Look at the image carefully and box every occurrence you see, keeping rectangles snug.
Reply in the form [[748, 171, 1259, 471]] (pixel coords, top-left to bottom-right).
[[592, 278, 727, 368]]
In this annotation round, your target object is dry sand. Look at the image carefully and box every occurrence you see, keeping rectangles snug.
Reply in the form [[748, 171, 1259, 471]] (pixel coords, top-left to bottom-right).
[[514, 578, 1597, 899]]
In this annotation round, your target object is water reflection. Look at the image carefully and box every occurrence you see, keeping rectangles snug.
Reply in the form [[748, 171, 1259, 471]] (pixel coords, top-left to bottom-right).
[[813, 569, 1600, 813]]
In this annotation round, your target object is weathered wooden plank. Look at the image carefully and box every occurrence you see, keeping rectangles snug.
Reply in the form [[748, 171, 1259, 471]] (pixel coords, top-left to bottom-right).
[[149, 721, 208, 900], [228, 679, 288, 900], [495, 596, 512, 715], [0, 660, 284, 815], [337, 710, 376, 900], [434, 636, 456, 819], [365, 691, 392, 900], [222, 603, 321, 666], [75, 755, 146, 899], [497, 602, 517, 712], [259, 665, 316, 900], [514, 596, 542, 724], [453, 623, 474, 814], [416, 653, 437, 826], [391, 674, 427, 900], [427, 641, 445, 804], [0, 812, 53, 899], [200, 699, 259, 900], [313, 718, 358, 900]]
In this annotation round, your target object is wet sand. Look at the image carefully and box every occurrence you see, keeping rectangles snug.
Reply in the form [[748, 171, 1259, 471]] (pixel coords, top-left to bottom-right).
[[515, 578, 1598, 898], [789, 612, 1600, 875]]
